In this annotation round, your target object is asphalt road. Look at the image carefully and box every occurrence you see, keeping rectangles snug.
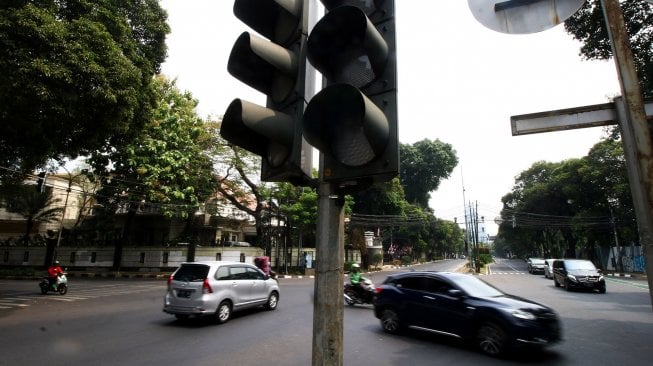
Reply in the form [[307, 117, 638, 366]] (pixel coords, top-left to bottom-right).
[[0, 259, 651, 366]]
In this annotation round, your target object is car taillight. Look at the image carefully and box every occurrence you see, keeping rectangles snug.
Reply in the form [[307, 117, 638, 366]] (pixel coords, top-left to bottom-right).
[[167, 275, 173, 290], [375, 287, 383, 295], [202, 278, 213, 294]]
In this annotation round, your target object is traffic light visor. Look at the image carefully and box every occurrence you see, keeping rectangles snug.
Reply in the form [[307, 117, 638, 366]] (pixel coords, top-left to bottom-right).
[[303, 84, 389, 167], [228, 32, 298, 104], [233, 0, 303, 45], [221, 99, 294, 167], [307, 6, 388, 88]]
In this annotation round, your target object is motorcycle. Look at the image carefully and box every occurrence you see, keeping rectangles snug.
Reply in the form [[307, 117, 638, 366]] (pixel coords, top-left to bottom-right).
[[39, 273, 68, 295], [344, 278, 375, 306]]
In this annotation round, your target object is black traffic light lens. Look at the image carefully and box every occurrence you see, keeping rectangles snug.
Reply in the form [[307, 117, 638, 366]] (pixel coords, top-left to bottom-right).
[[303, 84, 388, 167], [307, 6, 388, 89]]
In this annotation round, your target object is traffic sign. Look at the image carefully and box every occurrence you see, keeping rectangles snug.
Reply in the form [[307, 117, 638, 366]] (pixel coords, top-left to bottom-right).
[[468, 0, 585, 34]]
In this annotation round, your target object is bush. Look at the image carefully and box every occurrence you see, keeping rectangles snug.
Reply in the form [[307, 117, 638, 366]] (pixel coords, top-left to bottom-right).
[[371, 253, 383, 268], [478, 254, 494, 266], [344, 261, 356, 272], [401, 255, 412, 265]]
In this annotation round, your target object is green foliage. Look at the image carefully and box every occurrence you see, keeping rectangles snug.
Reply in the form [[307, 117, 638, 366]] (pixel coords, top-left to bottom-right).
[[89, 76, 214, 219], [478, 253, 493, 266], [0, 185, 62, 244], [564, 0, 652, 97], [498, 137, 636, 259], [401, 255, 412, 265], [344, 261, 357, 272], [400, 139, 458, 207], [0, 0, 170, 177], [371, 253, 383, 268]]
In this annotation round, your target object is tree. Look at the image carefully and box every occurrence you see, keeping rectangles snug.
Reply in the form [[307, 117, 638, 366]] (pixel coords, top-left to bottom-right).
[[564, 0, 652, 96], [497, 136, 636, 262], [400, 139, 458, 207], [0, 185, 62, 245], [88, 76, 215, 254], [0, 0, 170, 177]]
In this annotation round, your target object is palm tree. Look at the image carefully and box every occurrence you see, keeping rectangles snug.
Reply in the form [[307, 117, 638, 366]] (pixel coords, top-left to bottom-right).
[[1, 185, 63, 245]]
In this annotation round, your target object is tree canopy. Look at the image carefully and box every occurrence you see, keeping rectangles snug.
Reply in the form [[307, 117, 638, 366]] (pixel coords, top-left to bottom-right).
[[0, 0, 170, 178], [497, 137, 636, 261], [564, 0, 652, 96], [399, 139, 458, 207], [89, 76, 215, 220]]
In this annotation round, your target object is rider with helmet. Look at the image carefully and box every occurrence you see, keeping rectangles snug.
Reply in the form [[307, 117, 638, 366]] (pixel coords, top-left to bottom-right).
[[350, 263, 366, 299], [47, 260, 64, 289]]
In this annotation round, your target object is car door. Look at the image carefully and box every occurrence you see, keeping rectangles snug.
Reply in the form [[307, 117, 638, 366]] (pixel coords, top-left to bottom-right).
[[392, 276, 431, 328], [246, 267, 269, 304], [228, 265, 254, 306], [419, 277, 469, 337]]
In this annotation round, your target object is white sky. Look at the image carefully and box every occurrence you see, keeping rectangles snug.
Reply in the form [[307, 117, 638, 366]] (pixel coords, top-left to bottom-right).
[[159, 0, 622, 235]]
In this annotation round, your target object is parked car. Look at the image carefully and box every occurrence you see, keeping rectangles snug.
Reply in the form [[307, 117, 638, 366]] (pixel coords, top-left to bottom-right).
[[544, 259, 556, 279], [527, 258, 546, 274], [373, 271, 562, 357], [552, 259, 606, 293], [163, 261, 280, 323]]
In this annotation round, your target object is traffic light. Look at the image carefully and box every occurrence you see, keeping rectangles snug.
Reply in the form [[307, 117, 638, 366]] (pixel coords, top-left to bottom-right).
[[220, 0, 313, 184], [303, 0, 398, 186]]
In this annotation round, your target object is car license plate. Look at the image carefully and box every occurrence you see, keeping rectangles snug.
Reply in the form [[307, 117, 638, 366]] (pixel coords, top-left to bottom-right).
[[177, 289, 192, 298]]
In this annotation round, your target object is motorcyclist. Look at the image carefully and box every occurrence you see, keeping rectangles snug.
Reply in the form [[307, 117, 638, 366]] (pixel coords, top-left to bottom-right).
[[47, 260, 64, 289], [349, 263, 368, 300]]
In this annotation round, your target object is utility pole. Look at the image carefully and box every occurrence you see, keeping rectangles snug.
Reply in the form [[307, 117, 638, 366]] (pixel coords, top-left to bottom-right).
[[600, 0, 653, 309]]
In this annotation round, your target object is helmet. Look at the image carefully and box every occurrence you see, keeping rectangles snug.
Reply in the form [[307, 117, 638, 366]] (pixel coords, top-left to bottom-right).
[[352, 263, 360, 269], [54, 260, 59, 265]]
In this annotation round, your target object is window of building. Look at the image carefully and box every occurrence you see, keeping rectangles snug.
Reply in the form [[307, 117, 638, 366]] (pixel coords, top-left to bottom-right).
[[70, 252, 76, 263], [139, 252, 145, 264]]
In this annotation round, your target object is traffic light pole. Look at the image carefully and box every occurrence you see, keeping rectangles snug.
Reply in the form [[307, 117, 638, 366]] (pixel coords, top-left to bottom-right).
[[312, 164, 345, 366]]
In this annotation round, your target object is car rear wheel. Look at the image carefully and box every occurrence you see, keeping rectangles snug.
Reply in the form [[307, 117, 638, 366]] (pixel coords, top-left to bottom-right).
[[380, 309, 401, 334], [265, 291, 279, 310], [216, 301, 232, 324], [476, 322, 507, 357]]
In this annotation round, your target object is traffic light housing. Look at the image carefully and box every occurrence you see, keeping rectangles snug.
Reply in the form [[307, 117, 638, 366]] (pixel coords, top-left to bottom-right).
[[303, 0, 398, 186], [220, 0, 313, 184]]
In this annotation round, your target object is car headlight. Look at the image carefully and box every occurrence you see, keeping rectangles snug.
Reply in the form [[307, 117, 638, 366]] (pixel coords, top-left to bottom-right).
[[567, 274, 577, 281], [598, 276, 604, 281], [505, 308, 537, 320]]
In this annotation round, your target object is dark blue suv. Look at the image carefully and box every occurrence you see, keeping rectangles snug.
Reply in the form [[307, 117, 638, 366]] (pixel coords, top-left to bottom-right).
[[373, 271, 562, 357]]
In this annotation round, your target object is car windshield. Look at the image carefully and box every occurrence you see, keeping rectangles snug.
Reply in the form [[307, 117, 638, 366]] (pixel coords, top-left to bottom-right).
[[566, 261, 596, 270], [453, 275, 504, 298], [531, 259, 545, 264]]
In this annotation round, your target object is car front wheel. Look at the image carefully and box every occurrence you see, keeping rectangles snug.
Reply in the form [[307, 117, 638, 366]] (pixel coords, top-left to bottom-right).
[[476, 322, 507, 357], [265, 291, 279, 310], [564, 279, 572, 291]]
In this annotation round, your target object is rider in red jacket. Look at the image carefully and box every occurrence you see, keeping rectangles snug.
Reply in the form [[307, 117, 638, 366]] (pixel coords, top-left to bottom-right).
[[48, 261, 64, 288]]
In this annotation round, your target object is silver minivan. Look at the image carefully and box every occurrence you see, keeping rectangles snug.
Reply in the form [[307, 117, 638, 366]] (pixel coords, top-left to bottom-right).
[[163, 261, 280, 323]]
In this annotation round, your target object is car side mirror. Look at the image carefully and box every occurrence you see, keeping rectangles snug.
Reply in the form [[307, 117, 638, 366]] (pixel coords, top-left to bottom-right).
[[448, 289, 464, 298]]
